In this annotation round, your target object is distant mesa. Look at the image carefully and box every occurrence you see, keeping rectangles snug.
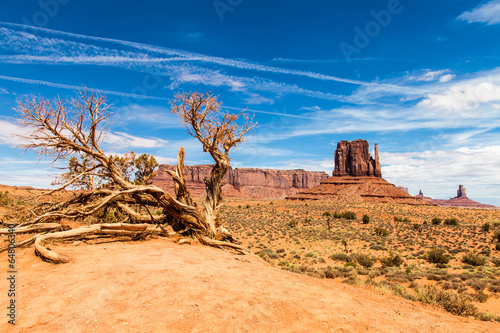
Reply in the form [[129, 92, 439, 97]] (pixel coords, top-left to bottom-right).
[[397, 186, 409, 194], [152, 165, 329, 200], [287, 140, 431, 205], [416, 185, 497, 209]]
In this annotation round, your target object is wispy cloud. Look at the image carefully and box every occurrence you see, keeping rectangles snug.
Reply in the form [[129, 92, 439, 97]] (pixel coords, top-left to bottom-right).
[[0, 75, 168, 101], [0, 22, 414, 103], [102, 132, 168, 149], [458, 0, 500, 25]]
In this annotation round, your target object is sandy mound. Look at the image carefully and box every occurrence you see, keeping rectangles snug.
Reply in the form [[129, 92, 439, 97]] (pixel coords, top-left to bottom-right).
[[2, 239, 497, 333]]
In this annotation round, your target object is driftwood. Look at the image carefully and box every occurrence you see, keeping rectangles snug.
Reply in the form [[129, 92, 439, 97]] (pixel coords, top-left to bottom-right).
[[0, 223, 64, 235], [34, 223, 151, 263]]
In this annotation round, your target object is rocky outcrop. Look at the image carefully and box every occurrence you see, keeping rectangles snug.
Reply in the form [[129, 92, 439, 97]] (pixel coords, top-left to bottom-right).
[[332, 140, 381, 177], [456, 185, 467, 198], [397, 186, 409, 194], [417, 186, 497, 209], [152, 165, 329, 199], [288, 140, 431, 205], [287, 176, 432, 205]]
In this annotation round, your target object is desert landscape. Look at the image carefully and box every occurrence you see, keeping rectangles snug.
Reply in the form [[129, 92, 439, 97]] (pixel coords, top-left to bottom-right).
[[1, 1, 500, 332]]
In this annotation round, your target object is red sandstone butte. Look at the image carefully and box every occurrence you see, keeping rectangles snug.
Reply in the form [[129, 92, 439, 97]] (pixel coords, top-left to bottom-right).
[[287, 140, 431, 205], [152, 165, 329, 199]]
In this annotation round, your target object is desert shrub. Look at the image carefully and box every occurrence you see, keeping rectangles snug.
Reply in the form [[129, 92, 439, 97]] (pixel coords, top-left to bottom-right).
[[305, 252, 316, 258], [482, 223, 490, 232], [362, 214, 370, 224], [288, 219, 298, 227], [322, 212, 331, 217], [493, 230, 500, 243], [431, 217, 442, 225], [394, 216, 403, 222], [333, 211, 342, 218], [245, 204, 251, 209], [413, 285, 477, 317], [278, 260, 289, 267], [462, 251, 486, 266], [342, 211, 356, 220], [0, 191, 13, 207], [374, 227, 390, 236], [353, 253, 375, 268], [427, 247, 450, 264], [413, 223, 421, 230], [380, 252, 404, 267], [370, 243, 387, 251], [330, 253, 351, 262], [257, 249, 280, 259], [492, 258, 500, 267], [95, 208, 126, 224], [303, 217, 313, 225], [444, 218, 459, 226]]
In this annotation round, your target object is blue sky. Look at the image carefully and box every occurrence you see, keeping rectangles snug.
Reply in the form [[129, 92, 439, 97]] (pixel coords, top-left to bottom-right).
[[0, 0, 499, 205]]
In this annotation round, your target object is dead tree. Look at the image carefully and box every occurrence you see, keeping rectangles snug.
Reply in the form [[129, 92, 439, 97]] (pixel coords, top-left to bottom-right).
[[9, 89, 254, 262]]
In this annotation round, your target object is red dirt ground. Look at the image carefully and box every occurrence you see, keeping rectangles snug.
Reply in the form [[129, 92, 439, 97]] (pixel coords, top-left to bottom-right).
[[2, 238, 498, 332]]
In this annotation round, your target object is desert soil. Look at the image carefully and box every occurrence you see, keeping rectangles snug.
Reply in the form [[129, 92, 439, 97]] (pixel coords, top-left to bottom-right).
[[1, 238, 498, 333]]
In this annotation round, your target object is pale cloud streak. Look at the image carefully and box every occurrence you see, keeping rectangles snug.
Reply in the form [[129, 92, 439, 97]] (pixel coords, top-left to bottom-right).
[[458, 0, 500, 25]]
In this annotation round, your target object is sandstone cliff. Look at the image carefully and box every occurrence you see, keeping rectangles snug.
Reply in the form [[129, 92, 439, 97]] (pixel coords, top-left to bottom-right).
[[333, 140, 381, 177], [152, 165, 329, 199]]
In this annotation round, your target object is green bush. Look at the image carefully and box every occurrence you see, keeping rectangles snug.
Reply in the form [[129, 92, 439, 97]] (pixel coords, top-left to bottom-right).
[[462, 252, 486, 266], [0, 191, 13, 207], [413, 223, 421, 230], [362, 214, 370, 224], [322, 212, 331, 217], [482, 223, 490, 232], [330, 253, 351, 262], [431, 217, 442, 225], [413, 285, 477, 317], [444, 218, 459, 226], [380, 252, 404, 267], [342, 211, 357, 220], [353, 253, 375, 268], [333, 211, 342, 218], [257, 249, 280, 259], [374, 227, 390, 236], [493, 230, 500, 243], [496, 243, 500, 251], [427, 247, 450, 264]]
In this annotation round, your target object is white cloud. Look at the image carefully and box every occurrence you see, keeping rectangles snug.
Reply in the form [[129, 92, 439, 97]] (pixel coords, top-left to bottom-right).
[[418, 82, 500, 111], [408, 69, 450, 82], [0, 119, 30, 146], [102, 132, 168, 149], [439, 74, 455, 83], [381, 145, 500, 204], [458, 0, 500, 25]]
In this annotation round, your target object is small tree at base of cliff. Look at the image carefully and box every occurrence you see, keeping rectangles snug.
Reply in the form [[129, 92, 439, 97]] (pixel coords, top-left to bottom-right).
[[6, 89, 253, 263]]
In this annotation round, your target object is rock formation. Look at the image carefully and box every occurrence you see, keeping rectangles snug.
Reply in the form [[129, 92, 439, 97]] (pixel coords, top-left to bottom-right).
[[416, 185, 497, 209], [152, 165, 329, 199], [456, 185, 467, 198], [287, 140, 431, 205], [397, 186, 409, 194], [333, 140, 381, 177]]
